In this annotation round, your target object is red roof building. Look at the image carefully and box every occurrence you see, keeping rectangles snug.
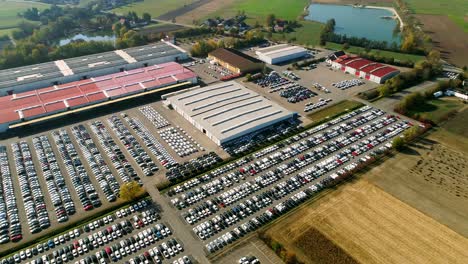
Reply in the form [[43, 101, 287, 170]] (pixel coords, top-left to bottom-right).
[[0, 62, 197, 132], [329, 54, 399, 84]]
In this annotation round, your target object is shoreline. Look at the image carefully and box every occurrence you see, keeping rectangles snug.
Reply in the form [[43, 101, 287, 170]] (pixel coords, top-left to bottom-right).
[[364, 5, 404, 30], [307, 2, 405, 30]]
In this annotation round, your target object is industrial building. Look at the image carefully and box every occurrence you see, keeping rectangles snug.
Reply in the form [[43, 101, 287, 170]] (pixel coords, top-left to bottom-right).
[[207, 48, 264, 74], [0, 62, 197, 133], [0, 40, 189, 96], [164, 81, 296, 146], [255, 44, 308, 65], [328, 55, 400, 84]]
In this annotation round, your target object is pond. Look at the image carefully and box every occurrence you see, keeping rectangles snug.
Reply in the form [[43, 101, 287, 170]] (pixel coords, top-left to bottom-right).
[[306, 3, 401, 44], [59, 33, 116, 46]]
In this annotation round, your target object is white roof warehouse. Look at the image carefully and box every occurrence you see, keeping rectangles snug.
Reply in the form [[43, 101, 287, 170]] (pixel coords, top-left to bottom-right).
[[255, 44, 308, 65], [164, 81, 296, 146]]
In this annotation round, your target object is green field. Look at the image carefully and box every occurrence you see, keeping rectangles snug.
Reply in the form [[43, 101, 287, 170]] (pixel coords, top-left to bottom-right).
[[0, 1, 48, 37], [271, 20, 323, 47], [112, 0, 194, 18], [406, 0, 468, 32], [409, 98, 465, 124], [306, 100, 364, 125], [326, 42, 426, 63], [205, 0, 310, 25]]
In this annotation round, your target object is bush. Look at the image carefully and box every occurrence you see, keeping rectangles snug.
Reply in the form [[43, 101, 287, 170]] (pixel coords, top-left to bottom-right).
[[392, 137, 405, 151]]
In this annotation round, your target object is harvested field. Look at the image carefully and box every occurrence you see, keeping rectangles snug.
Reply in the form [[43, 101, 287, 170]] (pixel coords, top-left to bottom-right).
[[416, 14, 468, 67], [177, 0, 237, 24], [293, 228, 357, 264], [156, 0, 211, 21], [266, 179, 468, 264]]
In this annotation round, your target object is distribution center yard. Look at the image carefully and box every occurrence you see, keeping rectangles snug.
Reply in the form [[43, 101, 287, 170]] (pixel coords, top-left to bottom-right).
[[265, 178, 468, 264]]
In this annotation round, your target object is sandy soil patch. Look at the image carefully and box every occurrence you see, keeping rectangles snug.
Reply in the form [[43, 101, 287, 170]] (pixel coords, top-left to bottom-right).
[[266, 179, 468, 264], [416, 14, 468, 67]]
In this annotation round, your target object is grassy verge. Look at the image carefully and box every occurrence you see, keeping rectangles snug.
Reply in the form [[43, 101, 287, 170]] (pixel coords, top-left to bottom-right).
[[325, 42, 425, 63], [1, 193, 150, 258], [306, 100, 365, 126]]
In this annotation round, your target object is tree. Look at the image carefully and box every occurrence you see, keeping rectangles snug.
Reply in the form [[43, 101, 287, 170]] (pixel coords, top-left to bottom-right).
[[378, 85, 391, 97], [142, 13, 151, 23], [392, 137, 405, 151], [427, 49, 440, 64], [342, 42, 350, 50], [245, 73, 252, 81], [265, 14, 276, 27], [120, 181, 144, 201]]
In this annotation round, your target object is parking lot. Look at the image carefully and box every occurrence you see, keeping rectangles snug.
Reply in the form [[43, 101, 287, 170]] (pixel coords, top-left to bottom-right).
[[0, 100, 228, 253], [2, 198, 197, 264], [163, 105, 414, 255]]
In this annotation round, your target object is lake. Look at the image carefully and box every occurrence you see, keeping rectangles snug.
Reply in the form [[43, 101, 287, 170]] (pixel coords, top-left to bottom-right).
[[306, 3, 401, 44], [59, 33, 116, 46]]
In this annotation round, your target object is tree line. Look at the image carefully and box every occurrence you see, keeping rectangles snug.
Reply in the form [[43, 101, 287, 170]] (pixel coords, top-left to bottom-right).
[[190, 31, 265, 57]]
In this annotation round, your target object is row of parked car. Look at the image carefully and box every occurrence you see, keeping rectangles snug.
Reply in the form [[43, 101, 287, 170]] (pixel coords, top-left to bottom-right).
[[172, 106, 372, 204], [89, 121, 140, 185], [304, 98, 333, 112], [52, 130, 102, 212], [71, 125, 120, 202], [6, 200, 153, 264], [279, 85, 316, 103], [121, 113, 178, 170], [159, 127, 201, 157], [32, 135, 76, 223], [332, 79, 364, 90], [203, 113, 411, 252], [165, 152, 222, 182], [0, 146, 20, 243], [107, 114, 157, 177], [11, 141, 50, 234], [139, 106, 170, 129]]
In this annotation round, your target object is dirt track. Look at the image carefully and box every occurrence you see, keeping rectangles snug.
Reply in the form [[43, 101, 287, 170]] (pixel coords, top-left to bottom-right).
[[267, 179, 468, 264], [416, 14, 468, 67]]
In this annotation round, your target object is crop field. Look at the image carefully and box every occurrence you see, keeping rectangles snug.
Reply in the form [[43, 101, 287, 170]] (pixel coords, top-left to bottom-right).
[[203, 0, 310, 24], [270, 20, 323, 47], [406, 0, 468, 32], [364, 109, 468, 238], [0, 1, 47, 34], [265, 178, 468, 263], [325, 42, 425, 63], [112, 0, 195, 19]]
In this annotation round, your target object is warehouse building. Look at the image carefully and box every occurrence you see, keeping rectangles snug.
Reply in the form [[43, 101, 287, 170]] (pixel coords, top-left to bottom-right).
[[0, 40, 189, 96], [0, 62, 197, 133], [164, 81, 296, 146], [255, 44, 308, 64], [208, 48, 264, 74], [329, 55, 400, 84]]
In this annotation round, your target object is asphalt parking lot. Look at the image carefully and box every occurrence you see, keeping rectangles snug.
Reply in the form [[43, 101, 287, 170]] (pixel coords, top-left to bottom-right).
[[211, 237, 282, 264], [163, 105, 414, 256], [0, 100, 228, 254]]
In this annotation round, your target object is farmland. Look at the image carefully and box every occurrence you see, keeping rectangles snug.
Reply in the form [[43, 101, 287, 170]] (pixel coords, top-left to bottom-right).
[[406, 0, 468, 32], [0, 0, 48, 36], [200, 0, 310, 24], [112, 0, 195, 19], [325, 42, 426, 63], [265, 178, 468, 263], [270, 20, 323, 47]]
